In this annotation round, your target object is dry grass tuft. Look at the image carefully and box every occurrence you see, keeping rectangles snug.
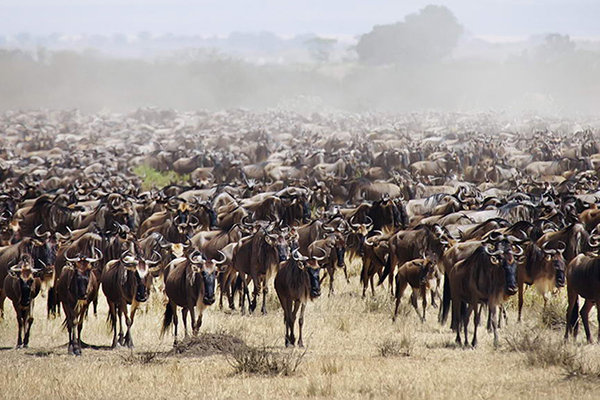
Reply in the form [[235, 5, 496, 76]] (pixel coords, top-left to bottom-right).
[[227, 344, 306, 376], [378, 334, 414, 357], [538, 296, 567, 330], [120, 350, 164, 365], [505, 327, 577, 368], [321, 358, 343, 375]]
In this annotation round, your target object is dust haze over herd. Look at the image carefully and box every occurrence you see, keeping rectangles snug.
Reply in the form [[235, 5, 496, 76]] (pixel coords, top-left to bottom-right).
[[1, 1, 600, 114]]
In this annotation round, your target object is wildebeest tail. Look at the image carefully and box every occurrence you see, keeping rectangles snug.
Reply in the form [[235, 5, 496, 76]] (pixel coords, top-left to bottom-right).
[[568, 297, 579, 331], [161, 302, 174, 338], [377, 254, 392, 286], [440, 272, 451, 325]]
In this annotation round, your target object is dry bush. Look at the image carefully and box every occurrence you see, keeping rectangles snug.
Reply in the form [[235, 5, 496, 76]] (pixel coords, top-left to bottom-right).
[[564, 358, 600, 380], [227, 344, 306, 376], [538, 296, 567, 330], [505, 327, 577, 368], [378, 334, 414, 357], [364, 293, 393, 314]]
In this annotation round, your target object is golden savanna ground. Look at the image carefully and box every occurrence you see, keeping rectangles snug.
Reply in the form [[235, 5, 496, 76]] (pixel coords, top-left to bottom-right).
[[1, 261, 600, 400]]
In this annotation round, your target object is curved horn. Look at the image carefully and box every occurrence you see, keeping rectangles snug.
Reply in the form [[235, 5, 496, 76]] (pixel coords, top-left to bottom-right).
[[189, 251, 204, 264], [292, 248, 308, 261], [65, 249, 79, 263], [484, 243, 502, 256], [189, 214, 200, 227], [143, 251, 162, 266], [512, 244, 524, 256], [349, 215, 360, 229], [312, 247, 328, 261], [365, 216, 373, 229], [86, 247, 103, 263], [34, 225, 51, 239], [211, 250, 227, 265]]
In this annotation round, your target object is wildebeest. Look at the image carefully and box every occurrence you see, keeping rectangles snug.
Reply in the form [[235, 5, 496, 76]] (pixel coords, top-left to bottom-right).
[[565, 253, 600, 343], [274, 249, 323, 347], [161, 250, 225, 345], [3, 255, 42, 348], [442, 239, 522, 346], [517, 241, 566, 321], [56, 248, 103, 355], [101, 249, 161, 348], [393, 257, 437, 322]]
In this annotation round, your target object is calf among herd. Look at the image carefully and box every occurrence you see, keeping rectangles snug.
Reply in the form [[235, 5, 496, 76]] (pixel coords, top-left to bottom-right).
[[1, 108, 600, 354]]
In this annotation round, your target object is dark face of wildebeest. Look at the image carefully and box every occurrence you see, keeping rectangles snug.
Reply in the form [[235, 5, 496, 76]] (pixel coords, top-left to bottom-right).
[[486, 239, 522, 295]]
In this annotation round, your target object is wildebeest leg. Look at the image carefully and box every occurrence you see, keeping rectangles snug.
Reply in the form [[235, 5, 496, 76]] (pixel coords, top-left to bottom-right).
[[250, 276, 260, 314], [451, 297, 462, 342], [472, 304, 483, 347], [596, 304, 600, 343], [117, 304, 125, 346], [517, 280, 524, 322], [47, 286, 56, 318], [327, 265, 335, 296], [108, 302, 118, 348], [499, 304, 507, 329], [125, 302, 138, 348], [489, 304, 500, 346], [172, 304, 179, 345], [393, 275, 407, 322], [342, 262, 350, 284], [421, 287, 428, 322], [189, 307, 198, 336], [181, 309, 189, 338], [410, 291, 419, 320], [298, 302, 306, 348], [370, 275, 376, 297], [75, 316, 84, 356], [24, 309, 34, 348], [281, 298, 292, 347], [565, 287, 579, 341], [463, 302, 474, 347], [0, 290, 5, 320], [14, 304, 23, 348], [580, 300, 594, 344], [261, 279, 268, 315], [290, 300, 300, 346]]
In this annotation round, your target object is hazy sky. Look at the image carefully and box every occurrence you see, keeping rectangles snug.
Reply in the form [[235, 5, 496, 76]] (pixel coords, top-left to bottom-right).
[[2, 0, 599, 39]]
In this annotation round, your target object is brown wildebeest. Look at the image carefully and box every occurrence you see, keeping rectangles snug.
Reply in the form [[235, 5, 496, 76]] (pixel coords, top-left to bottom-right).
[[274, 249, 324, 347], [379, 224, 450, 295], [56, 248, 103, 355], [565, 253, 600, 343], [3, 255, 42, 348], [360, 232, 391, 297], [442, 239, 522, 347], [161, 250, 226, 345], [517, 241, 566, 321], [101, 249, 161, 348], [231, 227, 289, 314], [393, 257, 437, 322], [307, 231, 346, 295]]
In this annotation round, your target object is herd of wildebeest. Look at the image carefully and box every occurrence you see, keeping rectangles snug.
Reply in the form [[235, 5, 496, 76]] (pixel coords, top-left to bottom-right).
[[2, 108, 600, 355]]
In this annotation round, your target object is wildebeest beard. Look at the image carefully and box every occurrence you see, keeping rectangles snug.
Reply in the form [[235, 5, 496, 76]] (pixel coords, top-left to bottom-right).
[[307, 267, 321, 298], [201, 270, 216, 305], [73, 270, 90, 300], [19, 277, 33, 306], [336, 247, 345, 267], [135, 273, 148, 302]]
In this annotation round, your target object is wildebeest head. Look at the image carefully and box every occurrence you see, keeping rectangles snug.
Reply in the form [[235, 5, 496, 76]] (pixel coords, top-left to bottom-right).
[[541, 241, 567, 287], [264, 230, 290, 262], [122, 249, 162, 302], [189, 250, 226, 305], [9, 255, 41, 306], [65, 247, 103, 300], [292, 249, 323, 298], [484, 237, 523, 295]]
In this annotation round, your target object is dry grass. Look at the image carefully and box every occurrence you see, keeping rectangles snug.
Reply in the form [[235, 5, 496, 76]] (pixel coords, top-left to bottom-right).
[[2, 259, 600, 399]]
